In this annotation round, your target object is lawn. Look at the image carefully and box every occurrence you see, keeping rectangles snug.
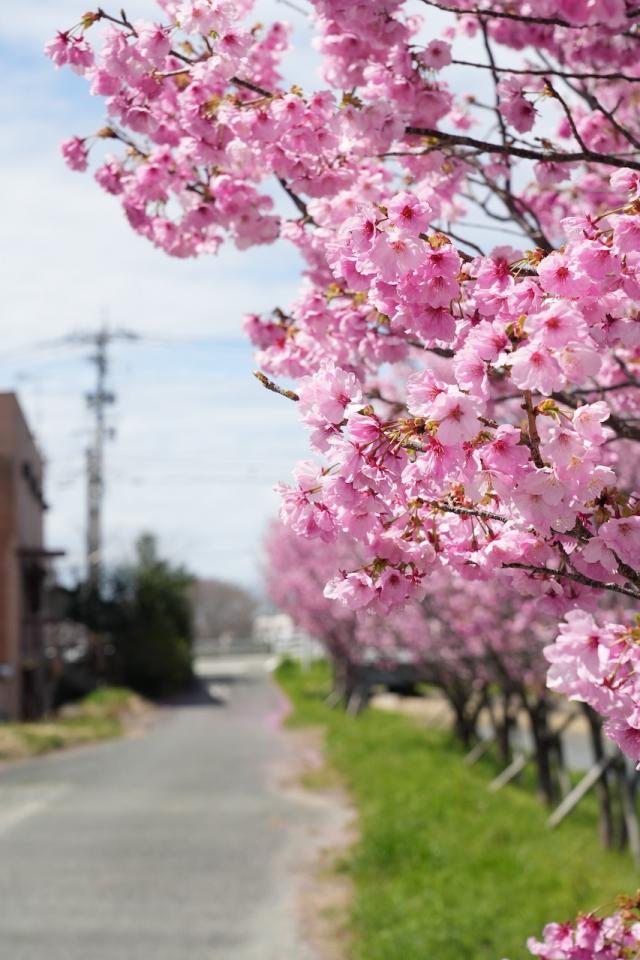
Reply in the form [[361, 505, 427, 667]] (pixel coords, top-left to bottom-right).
[[0, 687, 144, 761], [276, 659, 639, 960]]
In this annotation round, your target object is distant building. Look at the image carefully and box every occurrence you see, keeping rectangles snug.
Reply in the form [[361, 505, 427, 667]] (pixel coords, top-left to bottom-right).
[[252, 613, 322, 661], [0, 394, 62, 720]]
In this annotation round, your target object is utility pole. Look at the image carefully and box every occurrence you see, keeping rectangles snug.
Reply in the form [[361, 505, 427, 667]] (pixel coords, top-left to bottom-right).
[[66, 326, 139, 591]]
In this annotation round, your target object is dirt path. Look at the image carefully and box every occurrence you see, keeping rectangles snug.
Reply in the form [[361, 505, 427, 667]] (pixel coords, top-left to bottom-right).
[[274, 725, 356, 960]]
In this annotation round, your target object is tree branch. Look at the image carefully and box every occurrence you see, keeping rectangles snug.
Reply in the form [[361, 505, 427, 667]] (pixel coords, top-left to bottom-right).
[[276, 176, 315, 222], [96, 7, 138, 35], [503, 562, 640, 601], [523, 390, 545, 468], [417, 0, 640, 30], [231, 76, 273, 98], [544, 81, 590, 153], [406, 339, 455, 358], [479, 16, 510, 180], [254, 371, 300, 401], [467, 170, 554, 253], [449, 58, 640, 84], [429, 501, 508, 523], [404, 126, 640, 171]]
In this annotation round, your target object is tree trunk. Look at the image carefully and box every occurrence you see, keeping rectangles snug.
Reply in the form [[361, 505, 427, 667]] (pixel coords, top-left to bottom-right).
[[326, 657, 349, 709], [494, 692, 514, 768], [445, 685, 478, 749], [452, 699, 474, 749], [527, 700, 556, 806], [583, 704, 614, 848]]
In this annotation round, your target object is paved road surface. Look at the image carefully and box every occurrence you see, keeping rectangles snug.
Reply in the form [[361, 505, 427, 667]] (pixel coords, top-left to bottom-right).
[[0, 657, 322, 960]]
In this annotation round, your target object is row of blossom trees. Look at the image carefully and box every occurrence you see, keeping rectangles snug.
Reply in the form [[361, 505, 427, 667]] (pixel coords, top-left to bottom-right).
[[265, 519, 633, 825], [265, 521, 552, 761], [47, 0, 640, 953]]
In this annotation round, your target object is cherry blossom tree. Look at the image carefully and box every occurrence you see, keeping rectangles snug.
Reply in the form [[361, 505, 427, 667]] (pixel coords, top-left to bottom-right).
[[47, 0, 640, 952]]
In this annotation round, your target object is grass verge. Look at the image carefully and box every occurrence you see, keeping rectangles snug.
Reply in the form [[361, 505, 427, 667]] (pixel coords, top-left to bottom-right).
[[0, 687, 146, 761], [276, 659, 638, 960]]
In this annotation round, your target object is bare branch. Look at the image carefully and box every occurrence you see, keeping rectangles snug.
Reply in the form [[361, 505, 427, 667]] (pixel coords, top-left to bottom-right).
[[417, 0, 640, 30], [467, 170, 554, 253], [404, 126, 640, 171], [503, 562, 640, 601], [96, 7, 138, 35], [544, 81, 590, 153], [254, 371, 300, 402], [230, 76, 273, 98], [449, 58, 640, 84], [425, 226, 480, 258], [479, 16, 511, 185], [429, 501, 508, 523], [406, 339, 455, 358], [276, 176, 315, 223], [522, 391, 546, 468]]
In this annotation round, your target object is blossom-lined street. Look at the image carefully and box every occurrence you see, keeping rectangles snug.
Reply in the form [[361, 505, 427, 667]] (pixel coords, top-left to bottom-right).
[[5, 0, 640, 957]]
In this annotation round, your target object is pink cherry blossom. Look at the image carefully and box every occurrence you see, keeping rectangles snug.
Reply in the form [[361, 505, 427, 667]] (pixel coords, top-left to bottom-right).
[[298, 362, 362, 426], [61, 137, 89, 172], [420, 40, 452, 70], [386, 192, 432, 234], [598, 516, 640, 568], [537, 252, 586, 297], [510, 342, 564, 394], [429, 388, 481, 445]]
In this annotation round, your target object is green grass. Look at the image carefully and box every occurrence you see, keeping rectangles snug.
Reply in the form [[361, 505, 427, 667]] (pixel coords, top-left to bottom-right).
[[83, 686, 133, 708], [276, 659, 639, 960], [0, 687, 143, 760]]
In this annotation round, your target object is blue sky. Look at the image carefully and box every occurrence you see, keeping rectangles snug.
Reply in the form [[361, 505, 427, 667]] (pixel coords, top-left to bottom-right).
[[0, 0, 321, 588]]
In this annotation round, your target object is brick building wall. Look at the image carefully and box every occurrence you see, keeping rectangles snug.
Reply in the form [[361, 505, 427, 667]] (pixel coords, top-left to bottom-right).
[[0, 394, 47, 720]]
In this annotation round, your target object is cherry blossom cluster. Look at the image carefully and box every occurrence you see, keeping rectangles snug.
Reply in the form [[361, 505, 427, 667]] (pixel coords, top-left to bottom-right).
[[527, 901, 640, 960], [546, 608, 640, 760], [45, 2, 416, 258]]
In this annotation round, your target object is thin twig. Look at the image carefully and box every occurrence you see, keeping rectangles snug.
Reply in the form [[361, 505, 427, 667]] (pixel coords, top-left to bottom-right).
[[276, 177, 315, 222], [449, 58, 640, 84], [96, 7, 138, 35], [429, 501, 508, 523], [254, 371, 300, 401], [275, 0, 309, 14], [544, 81, 590, 153], [231, 76, 273, 98], [522, 390, 545, 467], [479, 16, 511, 187], [434, 223, 484, 257]]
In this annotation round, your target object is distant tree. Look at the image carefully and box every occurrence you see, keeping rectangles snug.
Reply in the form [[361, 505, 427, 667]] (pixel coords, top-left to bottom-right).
[[108, 534, 194, 697], [69, 535, 194, 698], [190, 579, 257, 642]]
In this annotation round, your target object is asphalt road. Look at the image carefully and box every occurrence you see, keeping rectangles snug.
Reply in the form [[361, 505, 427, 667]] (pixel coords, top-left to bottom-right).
[[0, 656, 321, 960]]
